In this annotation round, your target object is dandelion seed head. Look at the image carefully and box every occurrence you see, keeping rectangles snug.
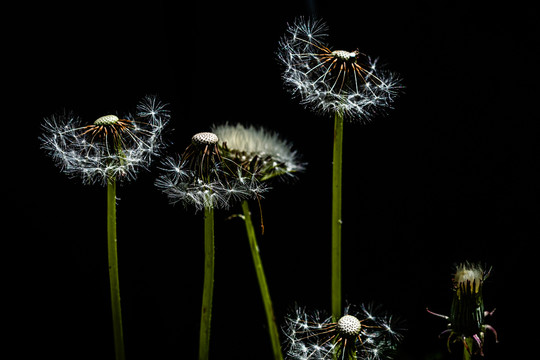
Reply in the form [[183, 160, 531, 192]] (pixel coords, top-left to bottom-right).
[[284, 305, 403, 359], [278, 17, 402, 122], [331, 50, 358, 61], [192, 132, 219, 145], [337, 315, 362, 337], [40, 96, 170, 185], [212, 123, 305, 182], [94, 114, 120, 126], [155, 134, 267, 212]]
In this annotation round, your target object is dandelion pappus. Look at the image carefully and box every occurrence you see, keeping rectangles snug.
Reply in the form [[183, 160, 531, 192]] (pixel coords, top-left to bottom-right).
[[285, 305, 403, 359], [80, 115, 134, 146], [279, 17, 402, 120], [314, 46, 386, 94], [178, 132, 224, 184], [40, 96, 170, 185]]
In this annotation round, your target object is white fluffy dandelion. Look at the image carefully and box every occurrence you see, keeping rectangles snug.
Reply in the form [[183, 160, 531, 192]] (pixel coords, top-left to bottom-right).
[[39, 96, 170, 358], [206, 123, 303, 359], [212, 123, 305, 182], [155, 132, 267, 211], [278, 17, 403, 320], [40, 95, 170, 185], [278, 17, 401, 121], [284, 304, 403, 360]]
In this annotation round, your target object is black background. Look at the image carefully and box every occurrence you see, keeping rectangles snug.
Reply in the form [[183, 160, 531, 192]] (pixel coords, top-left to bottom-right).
[[11, 0, 538, 359]]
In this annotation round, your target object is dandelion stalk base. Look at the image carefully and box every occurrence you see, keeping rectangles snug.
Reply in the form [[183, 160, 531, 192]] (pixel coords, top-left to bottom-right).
[[332, 111, 344, 321], [107, 178, 125, 360], [241, 200, 283, 360], [199, 206, 215, 360], [464, 337, 473, 360]]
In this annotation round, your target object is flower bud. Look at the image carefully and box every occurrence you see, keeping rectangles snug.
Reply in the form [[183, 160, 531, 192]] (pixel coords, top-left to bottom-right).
[[450, 262, 487, 337]]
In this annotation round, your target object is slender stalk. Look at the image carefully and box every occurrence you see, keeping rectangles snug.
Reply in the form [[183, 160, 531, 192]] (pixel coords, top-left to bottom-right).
[[241, 200, 283, 360], [463, 337, 473, 360], [199, 205, 215, 360], [331, 111, 344, 321], [107, 178, 125, 360]]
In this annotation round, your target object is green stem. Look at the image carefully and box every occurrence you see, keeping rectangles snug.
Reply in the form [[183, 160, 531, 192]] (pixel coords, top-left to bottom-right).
[[107, 178, 125, 360], [332, 111, 344, 321], [241, 200, 283, 360], [463, 337, 473, 360], [199, 205, 215, 360]]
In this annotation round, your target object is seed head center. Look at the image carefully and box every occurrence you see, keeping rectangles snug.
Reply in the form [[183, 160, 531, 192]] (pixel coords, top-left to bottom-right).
[[331, 50, 358, 61], [337, 315, 362, 337], [192, 132, 219, 145], [94, 115, 120, 126]]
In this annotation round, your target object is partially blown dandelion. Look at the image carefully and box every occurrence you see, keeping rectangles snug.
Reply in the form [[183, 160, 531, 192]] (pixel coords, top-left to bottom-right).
[[279, 17, 402, 321], [278, 17, 401, 121], [40, 96, 169, 360], [211, 123, 305, 360], [284, 305, 403, 360], [156, 131, 267, 211], [156, 132, 268, 360], [40, 95, 170, 184], [427, 262, 498, 358], [213, 123, 305, 181]]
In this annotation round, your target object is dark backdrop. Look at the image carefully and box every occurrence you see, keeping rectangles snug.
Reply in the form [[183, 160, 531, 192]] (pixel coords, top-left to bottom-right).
[[12, 1, 537, 359]]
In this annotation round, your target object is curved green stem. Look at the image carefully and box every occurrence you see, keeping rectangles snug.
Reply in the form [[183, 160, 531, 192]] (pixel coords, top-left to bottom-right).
[[241, 200, 283, 360], [107, 178, 125, 360], [463, 337, 473, 360], [332, 111, 344, 321], [199, 205, 215, 360]]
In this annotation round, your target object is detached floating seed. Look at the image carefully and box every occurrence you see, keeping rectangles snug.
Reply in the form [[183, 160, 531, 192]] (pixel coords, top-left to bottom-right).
[[94, 115, 120, 126], [192, 132, 219, 145]]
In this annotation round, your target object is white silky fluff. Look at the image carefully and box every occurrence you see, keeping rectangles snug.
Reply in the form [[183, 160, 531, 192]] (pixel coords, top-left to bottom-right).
[[212, 123, 305, 176], [40, 96, 169, 185], [155, 154, 267, 212], [283, 304, 403, 360], [278, 17, 402, 122]]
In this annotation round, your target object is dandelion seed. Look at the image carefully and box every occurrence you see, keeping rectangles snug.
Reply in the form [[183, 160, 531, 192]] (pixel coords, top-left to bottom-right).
[[40, 96, 170, 185], [278, 17, 402, 122], [284, 305, 403, 360]]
